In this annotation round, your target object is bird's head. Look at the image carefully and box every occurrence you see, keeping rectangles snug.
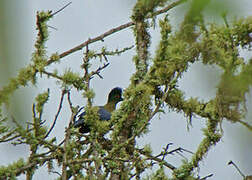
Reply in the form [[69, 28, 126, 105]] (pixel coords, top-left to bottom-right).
[[107, 87, 123, 104]]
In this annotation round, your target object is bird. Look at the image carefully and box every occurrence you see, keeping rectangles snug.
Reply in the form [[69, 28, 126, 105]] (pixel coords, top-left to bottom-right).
[[74, 87, 123, 133]]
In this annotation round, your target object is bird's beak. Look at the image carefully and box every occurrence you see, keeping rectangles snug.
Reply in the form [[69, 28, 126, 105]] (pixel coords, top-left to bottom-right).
[[119, 97, 124, 101]]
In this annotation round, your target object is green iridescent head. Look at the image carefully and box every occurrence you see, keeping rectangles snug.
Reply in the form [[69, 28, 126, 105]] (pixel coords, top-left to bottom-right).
[[107, 87, 123, 104]]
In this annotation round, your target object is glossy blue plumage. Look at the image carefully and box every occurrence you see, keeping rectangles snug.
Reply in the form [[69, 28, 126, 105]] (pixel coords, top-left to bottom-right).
[[74, 87, 123, 133], [74, 106, 111, 128]]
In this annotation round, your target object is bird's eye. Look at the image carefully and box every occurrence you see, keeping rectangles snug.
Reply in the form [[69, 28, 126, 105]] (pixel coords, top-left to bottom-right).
[[116, 95, 122, 99]]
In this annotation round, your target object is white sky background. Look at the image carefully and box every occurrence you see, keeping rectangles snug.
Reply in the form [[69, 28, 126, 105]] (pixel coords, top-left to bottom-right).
[[0, 0, 252, 179]]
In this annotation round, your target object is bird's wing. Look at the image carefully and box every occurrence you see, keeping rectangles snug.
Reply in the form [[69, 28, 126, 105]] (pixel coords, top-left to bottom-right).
[[73, 110, 86, 127], [74, 106, 111, 128], [98, 106, 111, 120]]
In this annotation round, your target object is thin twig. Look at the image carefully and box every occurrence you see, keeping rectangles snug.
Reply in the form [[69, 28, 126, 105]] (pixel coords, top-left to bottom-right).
[[162, 147, 193, 156], [69, 157, 130, 165], [67, 90, 74, 114], [90, 63, 110, 79], [221, 12, 229, 28], [40, 139, 64, 152], [237, 120, 252, 131], [46, 22, 134, 66], [12, 156, 55, 178], [62, 112, 75, 180], [161, 143, 173, 160], [199, 174, 213, 180], [49, 170, 62, 176], [44, 90, 66, 139], [138, 149, 176, 170], [2, 126, 36, 144], [46, 0, 186, 66], [91, 45, 134, 60], [50, 2, 72, 17], [32, 103, 36, 119], [42, 70, 64, 81], [228, 160, 245, 178], [180, 147, 194, 154], [0, 129, 19, 143], [48, 25, 58, 31], [151, 0, 187, 17], [82, 43, 90, 79]]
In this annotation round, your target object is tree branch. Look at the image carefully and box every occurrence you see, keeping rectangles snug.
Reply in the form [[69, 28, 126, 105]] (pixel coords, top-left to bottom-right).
[[138, 148, 176, 170], [44, 89, 66, 139], [46, 0, 187, 66]]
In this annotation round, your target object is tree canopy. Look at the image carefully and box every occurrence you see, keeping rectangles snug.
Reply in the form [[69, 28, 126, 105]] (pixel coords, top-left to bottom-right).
[[0, 0, 251, 179]]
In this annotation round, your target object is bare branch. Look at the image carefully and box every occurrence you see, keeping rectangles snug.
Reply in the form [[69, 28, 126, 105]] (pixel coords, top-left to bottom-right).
[[199, 174, 213, 180], [228, 160, 245, 178], [90, 63, 110, 79], [151, 0, 187, 17], [46, 22, 134, 66], [49, 170, 61, 177], [161, 143, 173, 161], [44, 90, 66, 139], [138, 149, 176, 170], [46, 0, 186, 66], [41, 70, 64, 81], [67, 90, 74, 113], [50, 2, 72, 17]]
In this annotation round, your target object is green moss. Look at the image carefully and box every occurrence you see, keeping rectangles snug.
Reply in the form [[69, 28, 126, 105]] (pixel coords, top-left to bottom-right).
[[143, 144, 152, 155], [0, 10, 53, 107], [35, 89, 50, 115], [0, 158, 25, 178], [144, 167, 169, 180], [17, 65, 37, 86], [132, 0, 166, 20], [61, 69, 84, 90], [82, 89, 95, 99], [49, 53, 60, 63]]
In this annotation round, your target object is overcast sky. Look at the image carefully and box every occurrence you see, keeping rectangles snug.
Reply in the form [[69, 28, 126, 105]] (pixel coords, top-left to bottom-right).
[[0, 0, 251, 179]]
